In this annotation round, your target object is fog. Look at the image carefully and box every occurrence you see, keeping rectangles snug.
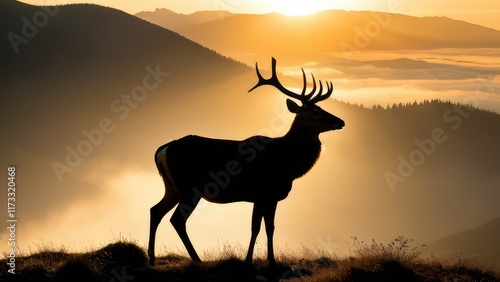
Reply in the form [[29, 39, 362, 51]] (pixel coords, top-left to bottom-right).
[[237, 49, 500, 113]]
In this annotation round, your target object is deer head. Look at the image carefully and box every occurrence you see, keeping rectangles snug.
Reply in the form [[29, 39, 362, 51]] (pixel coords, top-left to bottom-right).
[[249, 57, 345, 134]]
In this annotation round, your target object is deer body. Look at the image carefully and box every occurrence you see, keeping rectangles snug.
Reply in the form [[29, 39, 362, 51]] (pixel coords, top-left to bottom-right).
[[157, 124, 321, 204], [148, 58, 344, 267]]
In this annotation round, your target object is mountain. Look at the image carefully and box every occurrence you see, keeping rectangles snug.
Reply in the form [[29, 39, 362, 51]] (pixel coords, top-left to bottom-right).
[[135, 9, 500, 57], [0, 2, 246, 85], [135, 8, 233, 30], [0, 0, 251, 224], [423, 217, 500, 270], [1, 1, 499, 258]]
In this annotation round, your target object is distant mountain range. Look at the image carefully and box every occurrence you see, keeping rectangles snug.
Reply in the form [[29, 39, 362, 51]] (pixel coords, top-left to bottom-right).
[[135, 9, 500, 56], [135, 8, 232, 30], [2, 1, 499, 270]]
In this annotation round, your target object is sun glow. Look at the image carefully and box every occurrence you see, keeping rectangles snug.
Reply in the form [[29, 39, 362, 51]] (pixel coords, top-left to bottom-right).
[[270, 0, 330, 16]]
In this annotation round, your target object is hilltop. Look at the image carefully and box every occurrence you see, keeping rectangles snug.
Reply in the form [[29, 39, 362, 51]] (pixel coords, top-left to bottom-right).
[[1, 238, 498, 281]]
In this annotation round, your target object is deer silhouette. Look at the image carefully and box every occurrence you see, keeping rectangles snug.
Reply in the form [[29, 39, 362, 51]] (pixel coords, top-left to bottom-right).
[[148, 57, 345, 267]]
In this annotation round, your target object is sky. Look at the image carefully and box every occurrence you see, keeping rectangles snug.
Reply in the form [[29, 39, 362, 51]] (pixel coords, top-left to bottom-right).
[[21, 0, 500, 30]]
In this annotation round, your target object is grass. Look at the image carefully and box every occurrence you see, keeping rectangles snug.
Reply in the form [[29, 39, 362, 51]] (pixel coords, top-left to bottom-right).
[[1, 237, 498, 281]]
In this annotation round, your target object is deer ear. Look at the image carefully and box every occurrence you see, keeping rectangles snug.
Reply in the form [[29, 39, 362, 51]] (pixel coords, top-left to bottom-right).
[[286, 99, 301, 113]]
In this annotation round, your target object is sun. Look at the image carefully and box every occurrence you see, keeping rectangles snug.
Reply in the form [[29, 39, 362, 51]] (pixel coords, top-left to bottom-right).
[[270, 0, 330, 16]]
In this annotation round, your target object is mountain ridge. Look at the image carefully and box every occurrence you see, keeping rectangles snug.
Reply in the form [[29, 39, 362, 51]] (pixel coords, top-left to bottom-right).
[[1, 1, 247, 83], [135, 9, 500, 56], [135, 8, 233, 30]]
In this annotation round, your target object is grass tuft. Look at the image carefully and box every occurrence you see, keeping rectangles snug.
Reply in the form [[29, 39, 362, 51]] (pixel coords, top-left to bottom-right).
[[1, 236, 498, 281]]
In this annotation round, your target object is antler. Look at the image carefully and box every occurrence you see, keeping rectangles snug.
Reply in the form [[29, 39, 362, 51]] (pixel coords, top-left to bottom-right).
[[248, 57, 333, 104]]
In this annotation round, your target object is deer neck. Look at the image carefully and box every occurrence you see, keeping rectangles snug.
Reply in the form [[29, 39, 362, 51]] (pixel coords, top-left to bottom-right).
[[284, 119, 321, 144], [276, 123, 321, 179]]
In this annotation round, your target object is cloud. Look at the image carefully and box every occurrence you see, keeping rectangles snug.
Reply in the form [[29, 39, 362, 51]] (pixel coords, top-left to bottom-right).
[[291, 49, 500, 112]]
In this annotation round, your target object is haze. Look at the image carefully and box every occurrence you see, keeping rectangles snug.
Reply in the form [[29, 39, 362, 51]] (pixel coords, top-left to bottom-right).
[[20, 0, 500, 30]]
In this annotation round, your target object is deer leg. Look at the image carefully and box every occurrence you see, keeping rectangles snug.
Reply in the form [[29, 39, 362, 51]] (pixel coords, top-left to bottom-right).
[[170, 198, 201, 262], [148, 192, 179, 265], [263, 201, 278, 268], [245, 203, 263, 263]]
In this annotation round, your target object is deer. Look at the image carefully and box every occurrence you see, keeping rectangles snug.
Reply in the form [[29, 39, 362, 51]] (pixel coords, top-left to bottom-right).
[[148, 57, 345, 267]]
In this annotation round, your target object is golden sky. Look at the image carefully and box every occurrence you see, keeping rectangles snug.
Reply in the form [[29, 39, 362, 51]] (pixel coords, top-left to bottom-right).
[[21, 0, 500, 30]]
